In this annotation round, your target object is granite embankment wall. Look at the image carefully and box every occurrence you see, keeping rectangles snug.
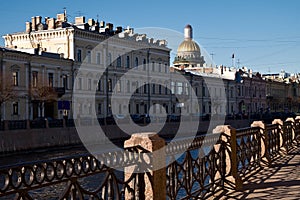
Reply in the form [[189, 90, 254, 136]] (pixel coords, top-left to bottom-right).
[[0, 120, 250, 153]]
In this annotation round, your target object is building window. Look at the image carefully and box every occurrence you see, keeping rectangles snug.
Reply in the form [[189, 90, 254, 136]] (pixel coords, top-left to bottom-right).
[[96, 52, 101, 64], [165, 85, 168, 95], [159, 85, 162, 94], [48, 73, 53, 87], [12, 102, 18, 115], [116, 80, 121, 92], [171, 81, 175, 94], [143, 59, 146, 70], [126, 56, 130, 68], [119, 104, 122, 114], [108, 53, 112, 66], [136, 104, 140, 114], [97, 80, 102, 91], [88, 79, 92, 90], [127, 80, 130, 93], [32, 71, 38, 88], [135, 81, 139, 93], [77, 49, 82, 62], [152, 84, 155, 94], [62, 75, 68, 89], [135, 57, 139, 68], [165, 64, 168, 73], [152, 62, 155, 71], [108, 79, 112, 92], [12, 71, 18, 86], [177, 82, 183, 95], [117, 56, 122, 67], [98, 103, 102, 114], [87, 50, 91, 63], [78, 78, 82, 90], [144, 83, 147, 94], [185, 83, 189, 95], [159, 63, 162, 72]]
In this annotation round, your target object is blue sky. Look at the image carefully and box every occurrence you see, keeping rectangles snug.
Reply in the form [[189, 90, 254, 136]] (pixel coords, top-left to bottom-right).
[[1, 0, 300, 73]]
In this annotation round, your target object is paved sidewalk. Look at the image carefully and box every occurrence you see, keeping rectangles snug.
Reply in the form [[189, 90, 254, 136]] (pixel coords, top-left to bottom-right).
[[221, 145, 300, 200]]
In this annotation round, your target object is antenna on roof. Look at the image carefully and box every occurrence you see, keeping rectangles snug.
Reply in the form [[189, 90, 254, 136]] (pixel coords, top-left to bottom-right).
[[210, 52, 215, 62], [63, 7, 67, 22]]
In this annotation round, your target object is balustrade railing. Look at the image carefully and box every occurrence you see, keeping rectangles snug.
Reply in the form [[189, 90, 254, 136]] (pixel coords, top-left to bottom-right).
[[236, 127, 261, 179], [0, 117, 299, 199], [266, 123, 281, 160], [8, 120, 27, 130], [165, 133, 227, 199], [0, 146, 151, 200]]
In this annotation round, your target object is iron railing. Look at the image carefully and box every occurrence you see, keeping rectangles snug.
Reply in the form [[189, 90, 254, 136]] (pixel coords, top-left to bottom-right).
[[266, 123, 281, 160], [236, 127, 261, 178], [0, 146, 151, 200], [0, 118, 299, 199], [165, 133, 227, 199], [8, 120, 27, 130]]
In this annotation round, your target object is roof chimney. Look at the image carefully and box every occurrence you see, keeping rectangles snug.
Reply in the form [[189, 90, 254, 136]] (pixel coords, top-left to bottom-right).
[[31, 17, 36, 31], [184, 24, 193, 40], [88, 18, 95, 26], [100, 21, 105, 28], [48, 18, 56, 30], [26, 22, 32, 33], [106, 23, 113, 31], [36, 16, 42, 25], [116, 26, 123, 33], [57, 13, 65, 22], [75, 16, 85, 24]]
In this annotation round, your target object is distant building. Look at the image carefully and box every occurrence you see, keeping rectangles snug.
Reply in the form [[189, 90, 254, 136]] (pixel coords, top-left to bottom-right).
[[2, 12, 173, 119], [0, 47, 73, 120]]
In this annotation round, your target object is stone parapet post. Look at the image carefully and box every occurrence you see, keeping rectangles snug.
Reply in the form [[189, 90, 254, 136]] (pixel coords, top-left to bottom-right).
[[45, 118, 49, 128], [213, 125, 243, 190], [124, 133, 166, 200], [26, 120, 31, 129], [251, 121, 271, 167], [286, 118, 297, 147], [295, 116, 300, 141], [272, 119, 286, 155], [62, 118, 66, 128]]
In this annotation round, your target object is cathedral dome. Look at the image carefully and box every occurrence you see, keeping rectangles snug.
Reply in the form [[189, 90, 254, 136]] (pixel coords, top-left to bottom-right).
[[177, 40, 201, 53], [174, 24, 205, 67]]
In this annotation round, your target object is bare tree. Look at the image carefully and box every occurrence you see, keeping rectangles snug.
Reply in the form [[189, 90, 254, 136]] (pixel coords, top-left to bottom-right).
[[30, 82, 57, 118], [0, 75, 16, 119]]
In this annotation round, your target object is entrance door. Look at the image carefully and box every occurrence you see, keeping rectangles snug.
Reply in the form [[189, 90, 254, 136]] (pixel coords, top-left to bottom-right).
[[44, 102, 54, 118]]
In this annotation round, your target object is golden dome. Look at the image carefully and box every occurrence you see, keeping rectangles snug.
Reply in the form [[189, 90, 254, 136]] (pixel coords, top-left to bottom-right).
[[177, 39, 201, 53]]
